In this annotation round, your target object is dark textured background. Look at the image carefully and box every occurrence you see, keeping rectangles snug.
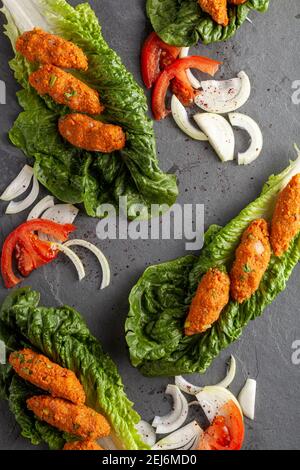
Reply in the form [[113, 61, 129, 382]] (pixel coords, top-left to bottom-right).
[[0, 0, 300, 450]]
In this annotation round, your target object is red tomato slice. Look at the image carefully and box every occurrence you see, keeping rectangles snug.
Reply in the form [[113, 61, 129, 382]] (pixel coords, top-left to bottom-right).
[[1, 219, 76, 288], [198, 400, 245, 451], [152, 56, 221, 120], [141, 32, 181, 88]]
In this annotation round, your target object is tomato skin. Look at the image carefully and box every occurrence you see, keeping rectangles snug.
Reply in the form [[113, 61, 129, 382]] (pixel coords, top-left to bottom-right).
[[1, 219, 76, 288], [2, 230, 23, 288], [152, 56, 221, 120], [141, 32, 181, 89], [198, 400, 245, 451]]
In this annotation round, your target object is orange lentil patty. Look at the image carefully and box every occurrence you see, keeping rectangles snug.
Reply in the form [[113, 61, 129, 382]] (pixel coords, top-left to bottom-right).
[[270, 174, 300, 257], [29, 65, 103, 115], [27, 396, 111, 440], [9, 349, 86, 405], [185, 268, 230, 336], [16, 28, 88, 70], [230, 219, 271, 303], [58, 113, 126, 153], [198, 0, 229, 27]]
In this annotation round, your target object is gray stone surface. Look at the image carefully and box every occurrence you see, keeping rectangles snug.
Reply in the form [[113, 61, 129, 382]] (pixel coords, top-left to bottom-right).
[[0, 0, 300, 450]]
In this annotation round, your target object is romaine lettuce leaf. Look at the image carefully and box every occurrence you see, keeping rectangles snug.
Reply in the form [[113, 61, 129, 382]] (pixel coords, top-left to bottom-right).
[[146, 0, 270, 46], [0, 288, 149, 450], [2, 0, 178, 218], [126, 152, 300, 376]]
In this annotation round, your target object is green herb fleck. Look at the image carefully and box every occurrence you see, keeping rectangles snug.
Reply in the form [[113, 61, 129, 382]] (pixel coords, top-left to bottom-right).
[[15, 352, 25, 364], [22, 367, 33, 375], [64, 90, 77, 100], [243, 264, 252, 273], [49, 75, 57, 87], [247, 233, 255, 240]]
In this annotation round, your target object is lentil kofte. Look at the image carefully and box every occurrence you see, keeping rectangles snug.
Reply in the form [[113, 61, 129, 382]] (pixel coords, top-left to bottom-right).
[[27, 396, 111, 440], [16, 28, 88, 70], [185, 268, 230, 336], [29, 65, 104, 115], [230, 219, 271, 304], [198, 0, 229, 27], [9, 349, 86, 405], [270, 174, 300, 257], [58, 113, 126, 153]]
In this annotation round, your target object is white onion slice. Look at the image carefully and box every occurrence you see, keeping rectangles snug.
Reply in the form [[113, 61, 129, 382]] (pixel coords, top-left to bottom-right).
[[228, 112, 263, 165], [0, 165, 34, 201], [52, 243, 85, 281], [215, 355, 237, 388], [194, 113, 235, 162], [135, 420, 156, 447], [63, 239, 111, 290], [175, 376, 202, 396], [238, 378, 256, 420], [5, 176, 39, 214], [179, 47, 201, 89], [195, 71, 251, 114], [196, 386, 243, 424], [152, 384, 188, 434], [171, 95, 208, 141], [42, 204, 79, 224], [39, 204, 79, 242], [27, 196, 55, 220], [176, 356, 236, 397], [152, 421, 203, 450]]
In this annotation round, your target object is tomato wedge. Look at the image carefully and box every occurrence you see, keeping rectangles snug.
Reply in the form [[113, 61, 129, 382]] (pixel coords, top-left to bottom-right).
[[152, 56, 221, 120], [198, 400, 245, 451], [1, 219, 76, 288], [141, 32, 181, 88]]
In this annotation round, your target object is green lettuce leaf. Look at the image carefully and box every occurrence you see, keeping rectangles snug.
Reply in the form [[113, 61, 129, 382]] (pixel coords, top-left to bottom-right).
[[146, 0, 270, 46], [0, 288, 149, 450], [2, 0, 178, 218], [126, 152, 300, 376]]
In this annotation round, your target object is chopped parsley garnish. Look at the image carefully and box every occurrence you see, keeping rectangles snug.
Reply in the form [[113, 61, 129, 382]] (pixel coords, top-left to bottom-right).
[[243, 264, 252, 273], [15, 352, 25, 363], [49, 75, 57, 87], [64, 90, 77, 99]]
